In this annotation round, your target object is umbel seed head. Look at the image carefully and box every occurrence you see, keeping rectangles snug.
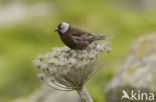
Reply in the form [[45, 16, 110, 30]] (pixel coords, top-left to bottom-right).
[[33, 42, 111, 91]]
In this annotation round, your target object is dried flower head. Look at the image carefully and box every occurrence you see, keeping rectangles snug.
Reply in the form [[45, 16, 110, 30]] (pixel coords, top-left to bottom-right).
[[33, 42, 111, 91]]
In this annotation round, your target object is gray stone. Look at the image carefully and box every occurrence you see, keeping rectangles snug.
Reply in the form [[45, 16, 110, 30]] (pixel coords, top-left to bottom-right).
[[105, 33, 156, 102]]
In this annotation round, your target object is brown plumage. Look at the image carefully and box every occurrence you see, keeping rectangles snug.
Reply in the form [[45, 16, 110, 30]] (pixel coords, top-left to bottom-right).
[[55, 22, 112, 50]]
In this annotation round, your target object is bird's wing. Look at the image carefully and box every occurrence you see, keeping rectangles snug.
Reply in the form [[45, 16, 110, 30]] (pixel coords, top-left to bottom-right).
[[69, 26, 89, 36], [71, 34, 92, 46], [80, 33, 95, 40], [71, 36, 83, 42], [71, 33, 95, 41]]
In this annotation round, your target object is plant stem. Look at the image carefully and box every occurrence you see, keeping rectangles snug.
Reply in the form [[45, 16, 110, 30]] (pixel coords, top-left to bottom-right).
[[77, 87, 93, 102]]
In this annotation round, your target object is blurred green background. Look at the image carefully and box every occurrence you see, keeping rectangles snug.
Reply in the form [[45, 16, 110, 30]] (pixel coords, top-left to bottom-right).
[[0, 0, 156, 102]]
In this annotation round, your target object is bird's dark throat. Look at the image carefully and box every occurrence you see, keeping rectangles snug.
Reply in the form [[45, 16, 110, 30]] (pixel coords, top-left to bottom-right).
[[58, 31, 63, 35]]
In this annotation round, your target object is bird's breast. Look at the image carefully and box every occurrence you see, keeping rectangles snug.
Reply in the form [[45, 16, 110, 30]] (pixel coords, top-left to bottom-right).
[[60, 34, 77, 49]]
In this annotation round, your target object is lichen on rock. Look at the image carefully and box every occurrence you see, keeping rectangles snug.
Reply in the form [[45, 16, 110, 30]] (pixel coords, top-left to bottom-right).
[[105, 33, 156, 102]]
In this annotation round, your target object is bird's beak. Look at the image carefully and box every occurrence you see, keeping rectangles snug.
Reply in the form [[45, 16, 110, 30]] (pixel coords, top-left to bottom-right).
[[54, 28, 58, 32]]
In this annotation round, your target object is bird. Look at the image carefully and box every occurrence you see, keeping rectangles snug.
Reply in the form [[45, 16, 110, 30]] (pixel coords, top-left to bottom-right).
[[55, 22, 112, 50]]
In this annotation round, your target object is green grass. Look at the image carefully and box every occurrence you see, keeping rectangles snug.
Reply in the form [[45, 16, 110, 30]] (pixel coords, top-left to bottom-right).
[[0, 0, 156, 102]]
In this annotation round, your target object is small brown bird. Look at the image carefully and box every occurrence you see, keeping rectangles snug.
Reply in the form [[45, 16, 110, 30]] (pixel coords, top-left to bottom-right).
[[55, 22, 112, 50]]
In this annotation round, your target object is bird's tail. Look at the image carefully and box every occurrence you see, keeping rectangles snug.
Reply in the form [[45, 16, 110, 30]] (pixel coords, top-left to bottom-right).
[[93, 35, 113, 40]]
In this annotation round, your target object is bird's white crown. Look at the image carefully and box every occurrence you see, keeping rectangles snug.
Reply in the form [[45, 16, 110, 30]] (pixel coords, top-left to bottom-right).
[[60, 22, 69, 34]]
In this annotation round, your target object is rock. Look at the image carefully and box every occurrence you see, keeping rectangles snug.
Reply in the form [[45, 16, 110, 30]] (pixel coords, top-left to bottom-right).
[[105, 33, 156, 102]]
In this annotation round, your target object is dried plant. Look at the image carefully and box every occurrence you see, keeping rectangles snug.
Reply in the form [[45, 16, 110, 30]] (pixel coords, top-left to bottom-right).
[[33, 42, 111, 102]]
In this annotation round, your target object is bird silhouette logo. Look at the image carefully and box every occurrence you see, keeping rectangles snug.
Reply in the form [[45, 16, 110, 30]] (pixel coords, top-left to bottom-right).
[[121, 90, 131, 100]]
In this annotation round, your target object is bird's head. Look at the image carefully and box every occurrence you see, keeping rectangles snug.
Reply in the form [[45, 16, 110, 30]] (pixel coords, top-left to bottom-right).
[[55, 22, 69, 34]]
